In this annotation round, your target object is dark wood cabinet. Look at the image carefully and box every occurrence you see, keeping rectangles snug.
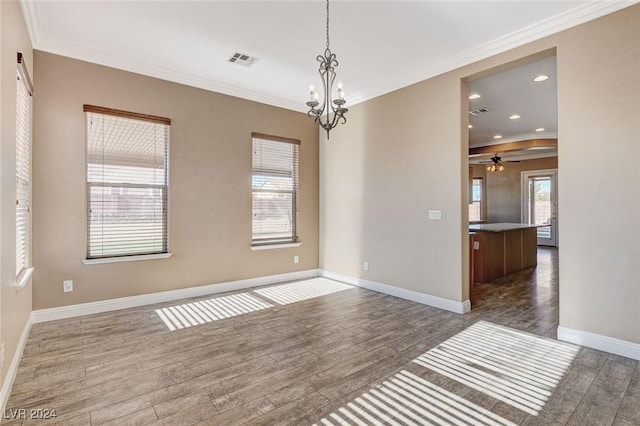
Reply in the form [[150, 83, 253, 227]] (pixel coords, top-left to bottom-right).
[[472, 227, 538, 282]]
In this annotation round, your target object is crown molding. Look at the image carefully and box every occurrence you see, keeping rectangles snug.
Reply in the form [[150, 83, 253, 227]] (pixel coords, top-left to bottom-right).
[[438, 0, 639, 79], [20, 0, 307, 113], [19, 0, 41, 49], [36, 38, 308, 113], [343, 1, 640, 107], [19, 0, 638, 112]]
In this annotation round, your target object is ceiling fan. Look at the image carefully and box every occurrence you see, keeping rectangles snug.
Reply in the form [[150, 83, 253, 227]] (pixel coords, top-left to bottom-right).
[[481, 154, 519, 172]]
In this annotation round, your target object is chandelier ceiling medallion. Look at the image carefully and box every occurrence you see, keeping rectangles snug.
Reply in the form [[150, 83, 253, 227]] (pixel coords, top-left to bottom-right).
[[306, 0, 348, 139]]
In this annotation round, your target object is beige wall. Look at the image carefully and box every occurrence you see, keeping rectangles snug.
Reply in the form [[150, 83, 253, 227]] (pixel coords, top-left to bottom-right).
[[556, 7, 639, 344], [320, 72, 465, 302], [484, 157, 558, 223], [0, 0, 33, 385], [321, 5, 640, 344], [32, 52, 319, 310]]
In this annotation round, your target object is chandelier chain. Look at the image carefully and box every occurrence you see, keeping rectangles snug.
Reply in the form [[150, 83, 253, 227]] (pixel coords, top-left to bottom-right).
[[326, 0, 330, 50]]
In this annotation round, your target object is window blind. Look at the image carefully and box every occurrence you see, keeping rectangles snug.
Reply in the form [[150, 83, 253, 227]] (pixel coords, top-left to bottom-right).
[[251, 133, 300, 245], [469, 178, 482, 221], [85, 105, 170, 259], [16, 54, 33, 277]]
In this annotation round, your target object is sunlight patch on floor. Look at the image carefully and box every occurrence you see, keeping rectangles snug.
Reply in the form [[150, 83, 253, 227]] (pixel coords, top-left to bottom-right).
[[413, 321, 579, 416], [155, 278, 355, 330], [254, 278, 353, 305], [314, 370, 518, 426], [155, 293, 272, 331]]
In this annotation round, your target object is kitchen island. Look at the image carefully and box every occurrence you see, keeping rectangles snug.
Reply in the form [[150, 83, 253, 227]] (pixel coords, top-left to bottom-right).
[[469, 223, 540, 283]]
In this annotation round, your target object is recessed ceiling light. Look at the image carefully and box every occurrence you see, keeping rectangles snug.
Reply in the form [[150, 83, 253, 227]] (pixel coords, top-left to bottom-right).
[[468, 94, 481, 100], [493, 135, 502, 139], [510, 114, 521, 120], [468, 124, 473, 129], [534, 75, 550, 82], [535, 128, 545, 132]]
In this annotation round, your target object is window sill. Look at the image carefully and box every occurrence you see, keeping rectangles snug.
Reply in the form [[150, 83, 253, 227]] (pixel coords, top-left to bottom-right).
[[251, 242, 302, 251], [82, 252, 173, 265], [15, 267, 35, 290]]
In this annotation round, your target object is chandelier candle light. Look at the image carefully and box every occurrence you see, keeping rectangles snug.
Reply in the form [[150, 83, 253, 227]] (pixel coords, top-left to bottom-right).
[[306, 0, 348, 138]]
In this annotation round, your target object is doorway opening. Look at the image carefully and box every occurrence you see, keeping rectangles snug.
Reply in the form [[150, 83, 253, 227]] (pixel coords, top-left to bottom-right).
[[464, 51, 559, 315], [522, 169, 558, 246]]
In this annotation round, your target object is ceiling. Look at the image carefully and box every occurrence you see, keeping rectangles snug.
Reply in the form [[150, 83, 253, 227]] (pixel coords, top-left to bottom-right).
[[468, 55, 557, 149], [467, 55, 559, 164], [20, 1, 635, 114]]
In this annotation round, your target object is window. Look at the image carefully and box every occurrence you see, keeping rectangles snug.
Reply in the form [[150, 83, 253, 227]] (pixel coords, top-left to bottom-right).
[[16, 53, 33, 285], [251, 133, 299, 246], [469, 178, 483, 221], [85, 105, 170, 259]]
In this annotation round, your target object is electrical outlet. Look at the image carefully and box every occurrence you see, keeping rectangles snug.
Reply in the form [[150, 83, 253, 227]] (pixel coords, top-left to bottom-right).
[[63, 280, 73, 292], [474, 241, 480, 250], [363, 261, 369, 271], [294, 255, 299, 264]]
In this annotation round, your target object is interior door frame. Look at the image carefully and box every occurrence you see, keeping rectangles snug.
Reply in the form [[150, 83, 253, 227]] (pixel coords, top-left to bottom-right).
[[521, 168, 558, 247]]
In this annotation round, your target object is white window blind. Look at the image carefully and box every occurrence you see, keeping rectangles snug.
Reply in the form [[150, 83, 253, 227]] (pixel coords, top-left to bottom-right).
[[252, 133, 300, 245], [16, 53, 33, 279], [85, 105, 170, 259]]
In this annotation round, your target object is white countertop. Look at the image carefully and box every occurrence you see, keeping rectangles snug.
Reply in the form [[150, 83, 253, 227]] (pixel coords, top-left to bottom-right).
[[469, 223, 542, 233]]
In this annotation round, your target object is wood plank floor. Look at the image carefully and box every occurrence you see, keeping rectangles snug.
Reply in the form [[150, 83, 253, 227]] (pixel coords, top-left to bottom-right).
[[3, 248, 638, 425]]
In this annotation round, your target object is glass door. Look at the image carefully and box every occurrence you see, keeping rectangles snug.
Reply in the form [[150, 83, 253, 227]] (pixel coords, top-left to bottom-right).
[[522, 170, 557, 246]]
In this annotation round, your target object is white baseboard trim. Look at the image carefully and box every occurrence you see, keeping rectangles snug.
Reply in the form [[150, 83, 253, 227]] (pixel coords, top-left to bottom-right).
[[0, 312, 34, 414], [319, 269, 471, 314], [33, 269, 319, 323], [558, 326, 640, 361]]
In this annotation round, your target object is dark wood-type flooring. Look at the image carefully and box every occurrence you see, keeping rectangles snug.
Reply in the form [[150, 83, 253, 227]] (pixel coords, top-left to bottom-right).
[[3, 248, 639, 425]]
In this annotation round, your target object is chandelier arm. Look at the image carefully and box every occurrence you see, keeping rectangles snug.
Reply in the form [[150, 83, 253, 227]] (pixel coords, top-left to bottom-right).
[[331, 107, 347, 127], [316, 68, 328, 117]]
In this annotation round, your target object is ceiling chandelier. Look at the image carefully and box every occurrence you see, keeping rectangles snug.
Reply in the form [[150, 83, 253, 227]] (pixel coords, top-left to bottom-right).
[[306, 0, 348, 139], [486, 154, 505, 172]]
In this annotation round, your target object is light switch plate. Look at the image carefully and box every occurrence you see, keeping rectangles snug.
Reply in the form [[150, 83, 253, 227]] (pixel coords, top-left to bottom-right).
[[428, 210, 442, 220]]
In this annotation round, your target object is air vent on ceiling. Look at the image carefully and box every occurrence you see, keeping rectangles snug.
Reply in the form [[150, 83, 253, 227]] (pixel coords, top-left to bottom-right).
[[228, 52, 259, 67], [469, 107, 491, 116]]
